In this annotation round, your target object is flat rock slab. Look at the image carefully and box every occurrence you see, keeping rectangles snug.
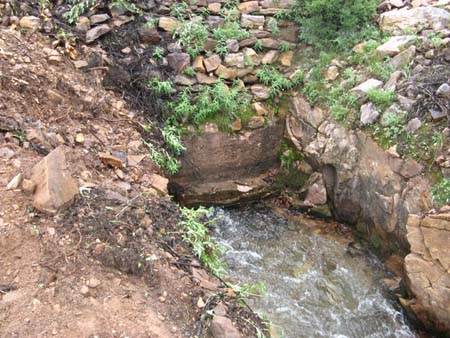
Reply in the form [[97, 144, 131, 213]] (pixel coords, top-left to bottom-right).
[[31, 146, 78, 213]]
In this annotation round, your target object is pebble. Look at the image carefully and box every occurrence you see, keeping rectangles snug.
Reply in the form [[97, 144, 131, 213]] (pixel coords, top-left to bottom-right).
[[80, 285, 90, 296]]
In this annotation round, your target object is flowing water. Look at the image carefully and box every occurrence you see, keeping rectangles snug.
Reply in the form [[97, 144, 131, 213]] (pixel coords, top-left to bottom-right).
[[212, 206, 416, 338]]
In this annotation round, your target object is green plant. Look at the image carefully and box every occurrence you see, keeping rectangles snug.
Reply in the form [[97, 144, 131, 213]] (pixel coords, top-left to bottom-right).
[[152, 47, 164, 59], [109, 0, 142, 14], [161, 125, 186, 155], [279, 41, 292, 53], [39, 0, 51, 10], [148, 78, 174, 95], [223, 1, 238, 10], [170, 1, 189, 19], [182, 66, 196, 77], [290, 0, 378, 49], [254, 39, 264, 52], [174, 19, 209, 58], [64, 0, 98, 24], [367, 89, 394, 110], [372, 111, 404, 147], [230, 281, 266, 299], [278, 142, 303, 170], [256, 66, 303, 99], [213, 18, 250, 56], [178, 207, 227, 276], [145, 18, 158, 29], [431, 178, 450, 207], [267, 17, 280, 36], [143, 139, 181, 175]]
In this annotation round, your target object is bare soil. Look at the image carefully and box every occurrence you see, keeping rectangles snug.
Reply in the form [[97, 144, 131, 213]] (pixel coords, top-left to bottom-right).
[[0, 28, 263, 338]]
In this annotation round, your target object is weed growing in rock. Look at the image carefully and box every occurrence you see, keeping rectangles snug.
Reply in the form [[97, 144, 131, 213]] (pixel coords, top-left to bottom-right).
[[143, 140, 181, 175], [182, 66, 196, 77], [148, 78, 174, 95], [174, 19, 209, 58], [152, 47, 164, 60], [64, 0, 98, 24], [178, 207, 227, 276], [256, 66, 303, 99], [267, 18, 280, 36], [431, 178, 450, 207], [168, 80, 249, 126], [213, 17, 250, 56], [254, 40, 264, 52], [279, 41, 292, 53], [161, 125, 186, 156], [170, 1, 189, 19], [367, 89, 394, 110]]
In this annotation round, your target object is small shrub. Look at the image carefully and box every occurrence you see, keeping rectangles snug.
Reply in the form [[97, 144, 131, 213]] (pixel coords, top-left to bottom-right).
[[64, 0, 98, 24], [148, 78, 174, 95], [152, 47, 164, 60], [178, 207, 227, 276], [143, 140, 181, 175], [279, 41, 292, 53], [256, 66, 303, 99], [254, 39, 264, 52], [267, 17, 280, 36], [182, 66, 196, 77], [174, 19, 209, 58], [432, 178, 450, 207], [213, 17, 250, 55], [290, 0, 378, 49], [170, 1, 189, 19], [161, 125, 186, 156], [367, 89, 394, 110]]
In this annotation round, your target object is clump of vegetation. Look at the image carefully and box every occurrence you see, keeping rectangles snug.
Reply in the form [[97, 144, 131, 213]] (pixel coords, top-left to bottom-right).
[[152, 47, 164, 60], [143, 139, 181, 175], [148, 78, 174, 95], [431, 178, 450, 207], [168, 80, 249, 126], [367, 89, 394, 110], [64, 0, 141, 24], [174, 19, 209, 58], [170, 1, 189, 19], [290, 0, 379, 49], [161, 125, 185, 155], [278, 142, 303, 170], [213, 16, 251, 56], [256, 66, 303, 99], [178, 207, 227, 276]]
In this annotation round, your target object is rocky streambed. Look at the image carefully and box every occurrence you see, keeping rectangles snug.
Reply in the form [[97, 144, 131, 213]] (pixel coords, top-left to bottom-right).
[[212, 206, 417, 338]]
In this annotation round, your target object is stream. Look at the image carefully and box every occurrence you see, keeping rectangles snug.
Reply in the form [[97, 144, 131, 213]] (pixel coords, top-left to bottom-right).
[[212, 206, 417, 338]]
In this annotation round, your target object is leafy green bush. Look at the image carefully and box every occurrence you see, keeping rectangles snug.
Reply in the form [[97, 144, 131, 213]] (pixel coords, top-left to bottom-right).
[[291, 0, 378, 48], [367, 89, 395, 110], [174, 19, 209, 58], [256, 66, 303, 99], [432, 178, 450, 207], [213, 18, 250, 56], [168, 80, 249, 126], [147, 78, 174, 95], [178, 207, 226, 276]]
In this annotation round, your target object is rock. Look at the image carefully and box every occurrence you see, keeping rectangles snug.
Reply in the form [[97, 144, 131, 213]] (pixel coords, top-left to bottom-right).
[[138, 26, 161, 44], [226, 39, 239, 53], [175, 75, 197, 86], [0, 147, 15, 159], [404, 213, 450, 333], [252, 102, 269, 116], [204, 54, 222, 72], [99, 152, 124, 168], [148, 173, 168, 195], [231, 118, 242, 132], [210, 316, 242, 338], [75, 133, 85, 144], [241, 14, 265, 29], [388, 45, 416, 70], [430, 109, 447, 121], [251, 84, 270, 101], [80, 285, 90, 297], [31, 147, 78, 214], [6, 173, 22, 190], [384, 71, 402, 91], [22, 179, 36, 195], [73, 60, 88, 69], [89, 14, 110, 24], [350, 79, 384, 99], [204, 38, 218, 51], [239, 37, 257, 48], [380, 7, 450, 34], [88, 277, 101, 288], [158, 17, 179, 32], [406, 118, 422, 133], [86, 24, 111, 43], [208, 3, 221, 14], [19, 16, 41, 30], [436, 83, 450, 98], [247, 116, 265, 129], [193, 56, 205, 73], [279, 51, 293, 67], [302, 172, 327, 206], [325, 65, 339, 81], [261, 38, 280, 49], [167, 52, 190, 71], [243, 48, 260, 66], [238, 1, 260, 14], [224, 53, 245, 68], [360, 102, 379, 125], [261, 50, 279, 65], [215, 65, 237, 80], [206, 16, 224, 29], [376, 35, 416, 56], [196, 72, 218, 84]]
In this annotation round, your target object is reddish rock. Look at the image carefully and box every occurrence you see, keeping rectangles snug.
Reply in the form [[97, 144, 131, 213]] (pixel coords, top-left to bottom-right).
[[167, 52, 190, 71], [210, 316, 242, 338], [204, 54, 222, 72], [31, 146, 78, 214], [86, 24, 111, 43]]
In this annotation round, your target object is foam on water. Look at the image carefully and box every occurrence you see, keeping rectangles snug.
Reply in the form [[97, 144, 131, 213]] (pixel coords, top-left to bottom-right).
[[212, 207, 416, 338]]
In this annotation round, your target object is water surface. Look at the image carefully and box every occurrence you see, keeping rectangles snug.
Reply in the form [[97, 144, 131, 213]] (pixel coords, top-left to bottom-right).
[[212, 207, 416, 338]]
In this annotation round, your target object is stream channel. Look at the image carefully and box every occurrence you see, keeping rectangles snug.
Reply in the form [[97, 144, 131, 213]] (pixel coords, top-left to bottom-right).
[[211, 206, 417, 338]]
